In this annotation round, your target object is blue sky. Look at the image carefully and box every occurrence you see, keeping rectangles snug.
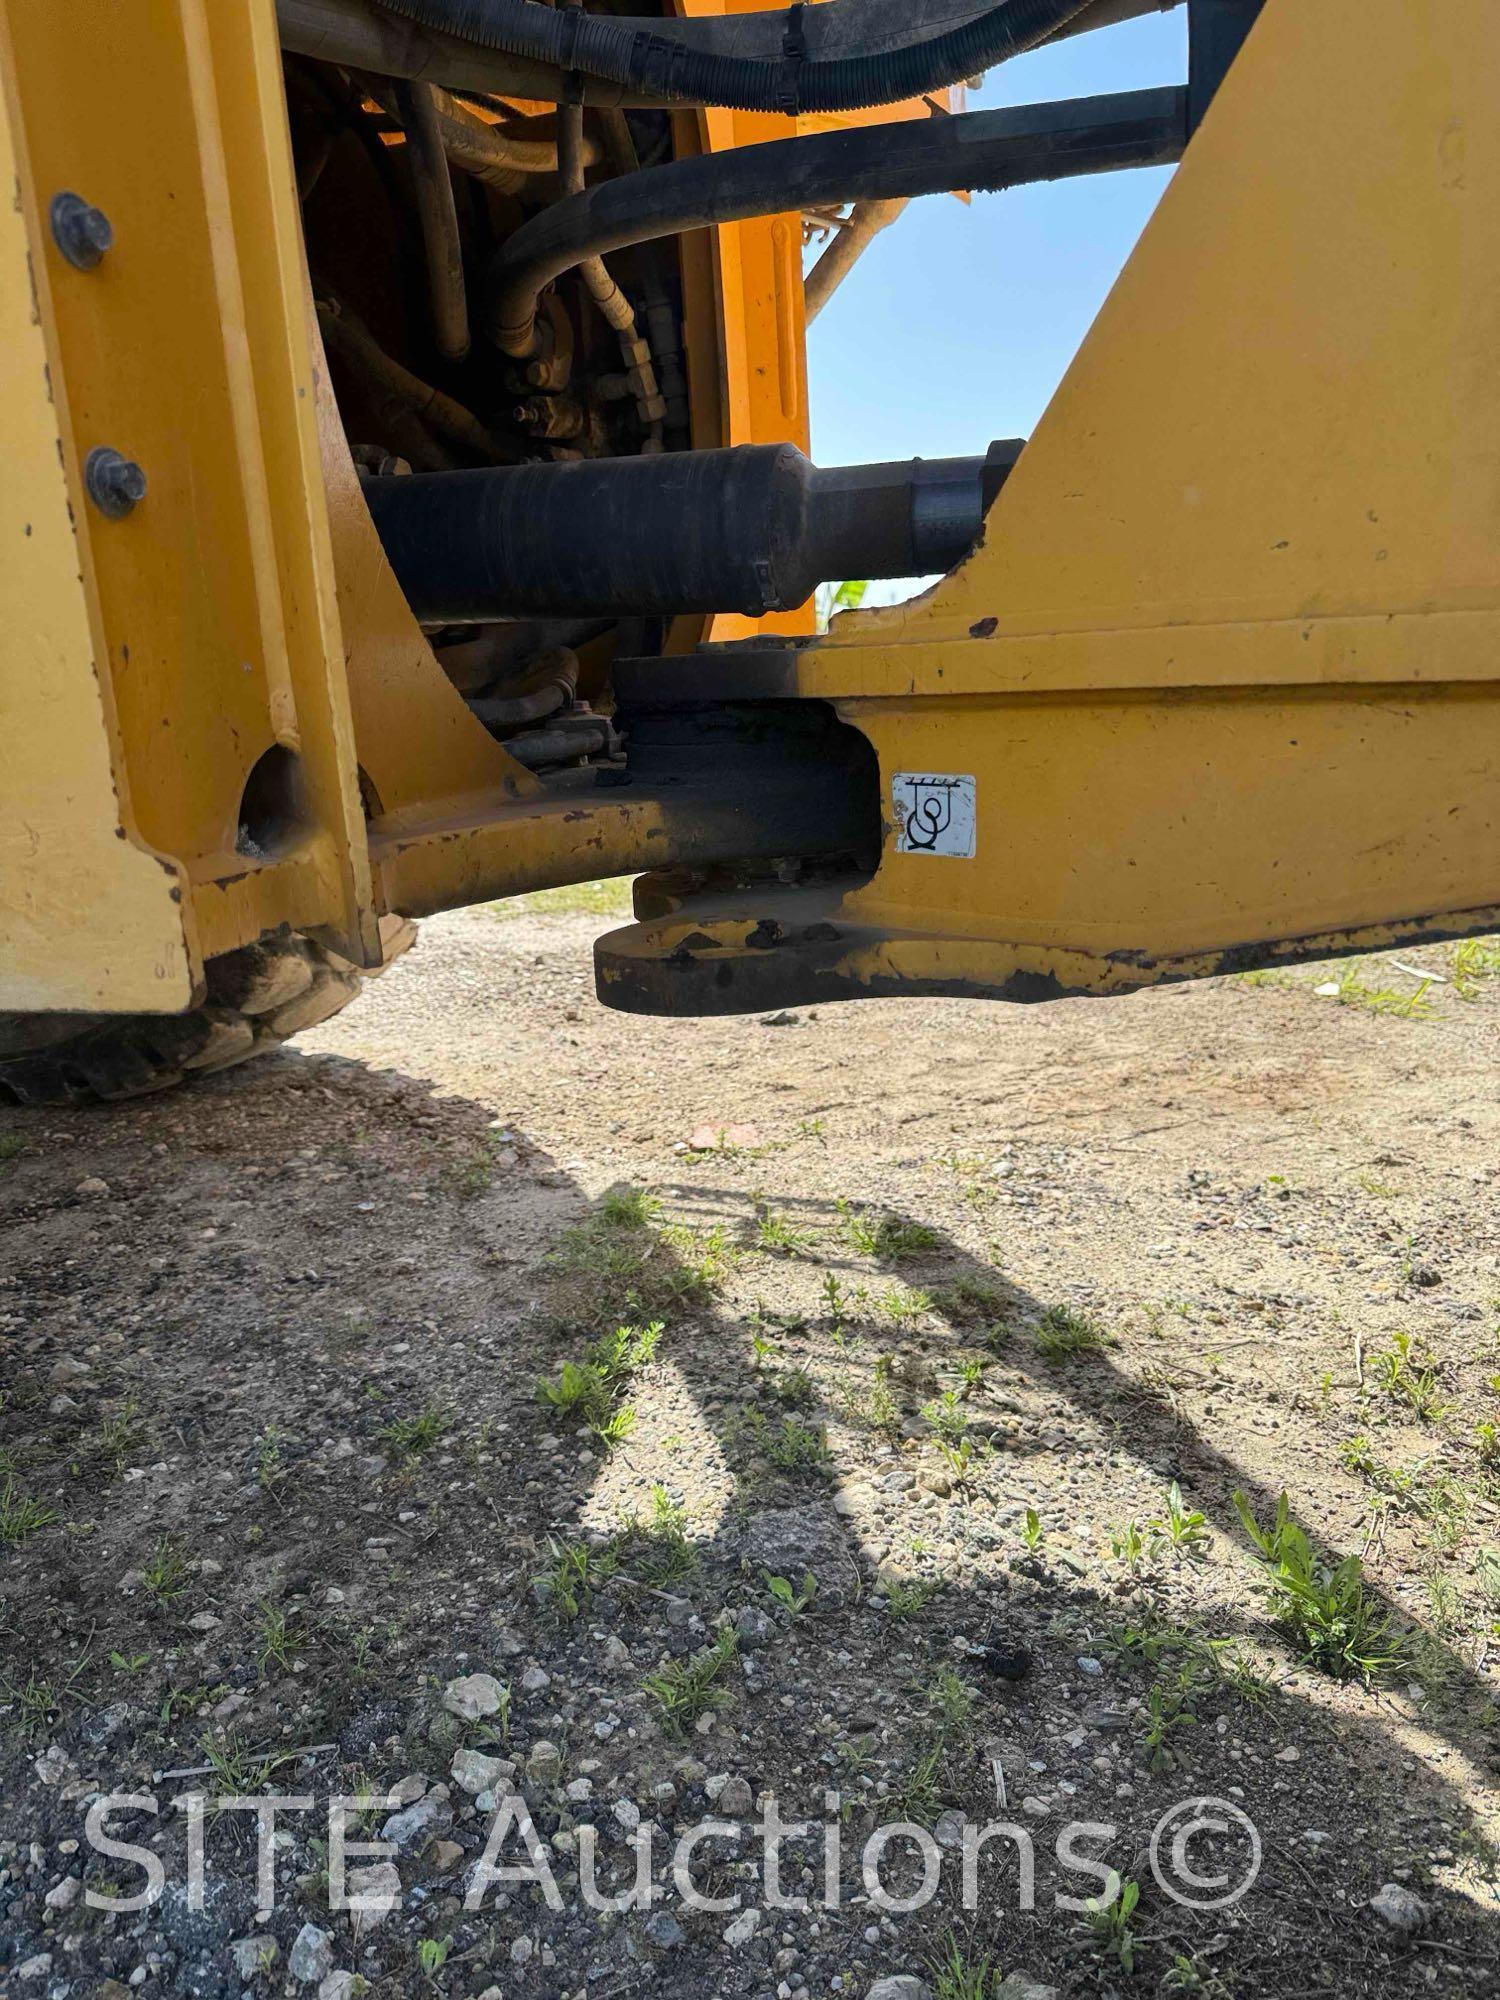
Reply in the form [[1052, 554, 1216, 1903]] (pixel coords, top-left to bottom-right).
[[806, 9, 1189, 474]]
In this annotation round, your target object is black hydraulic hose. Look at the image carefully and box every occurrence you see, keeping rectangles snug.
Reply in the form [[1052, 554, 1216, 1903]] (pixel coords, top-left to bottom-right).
[[360, 440, 1027, 621], [485, 85, 1188, 357], [400, 80, 471, 360], [468, 646, 581, 729], [377, 0, 1099, 114], [277, 1, 1180, 110]]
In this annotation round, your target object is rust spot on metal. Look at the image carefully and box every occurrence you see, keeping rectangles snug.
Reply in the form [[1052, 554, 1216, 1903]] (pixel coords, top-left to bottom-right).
[[969, 617, 999, 639]]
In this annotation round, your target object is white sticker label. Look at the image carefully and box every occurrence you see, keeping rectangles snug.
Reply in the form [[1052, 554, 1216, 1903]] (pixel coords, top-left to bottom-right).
[[892, 772, 977, 858]]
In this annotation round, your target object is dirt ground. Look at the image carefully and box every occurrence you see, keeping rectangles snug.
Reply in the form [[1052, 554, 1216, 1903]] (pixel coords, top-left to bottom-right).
[[3, 893, 1500, 2000]]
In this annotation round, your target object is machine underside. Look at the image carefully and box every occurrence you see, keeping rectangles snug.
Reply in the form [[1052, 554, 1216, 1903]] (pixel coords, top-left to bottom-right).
[[1, 0, 1497, 1096]]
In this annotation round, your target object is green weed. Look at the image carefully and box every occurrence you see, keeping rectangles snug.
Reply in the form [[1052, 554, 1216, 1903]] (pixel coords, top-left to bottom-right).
[[600, 1186, 662, 1229], [765, 1571, 817, 1617], [642, 1629, 737, 1731], [1233, 1489, 1405, 1683], [418, 1936, 452, 1979], [1158, 1480, 1211, 1553], [771, 1366, 817, 1410], [617, 1485, 697, 1586], [1162, 1953, 1232, 1997], [1083, 1877, 1140, 1973], [937, 1436, 983, 1485], [97, 1397, 147, 1474], [0, 1477, 56, 1548], [929, 1665, 974, 1731], [1142, 1664, 1203, 1770], [0, 1671, 58, 1742], [838, 1202, 938, 1261], [1109, 1518, 1161, 1569], [1372, 1333, 1448, 1421], [1034, 1304, 1111, 1361], [198, 1736, 295, 1804], [897, 1738, 946, 1823], [255, 1424, 287, 1490], [745, 1408, 830, 1472], [754, 1205, 814, 1257], [878, 1284, 933, 1325], [256, 1601, 299, 1676], [590, 1404, 637, 1451], [532, 1538, 616, 1621], [928, 1934, 998, 2000], [379, 1403, 450, 1455], [143, 1534, 191, 1605], [885, 1578, 940, 1619], [921, 1389, 969, 1446], [1452, 936, 1500, 1000], [1325, 959, 1437, 1019], [1340, 1433, 1377, 1476], [536, 1321, 663, 1433]]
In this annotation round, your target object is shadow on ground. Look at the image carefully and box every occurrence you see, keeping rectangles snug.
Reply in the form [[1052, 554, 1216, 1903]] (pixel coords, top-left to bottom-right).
[[1, 1045, 1496, 1998]]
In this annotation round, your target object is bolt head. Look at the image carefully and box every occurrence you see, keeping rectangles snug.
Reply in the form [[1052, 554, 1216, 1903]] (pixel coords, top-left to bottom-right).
[[85, 447, 147, 519], [50, 191, 114, 271]]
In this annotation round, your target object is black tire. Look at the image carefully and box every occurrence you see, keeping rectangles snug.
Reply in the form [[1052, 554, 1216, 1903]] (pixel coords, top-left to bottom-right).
[[0, 918, 416, 1108]]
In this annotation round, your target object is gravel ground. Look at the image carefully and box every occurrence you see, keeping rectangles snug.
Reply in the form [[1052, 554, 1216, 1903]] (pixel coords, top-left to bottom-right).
[[3, 894, 1499, 2000]]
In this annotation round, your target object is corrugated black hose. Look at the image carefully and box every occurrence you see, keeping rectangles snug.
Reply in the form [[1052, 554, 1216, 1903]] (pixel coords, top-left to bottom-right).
[[374, 0, 1098, 114]]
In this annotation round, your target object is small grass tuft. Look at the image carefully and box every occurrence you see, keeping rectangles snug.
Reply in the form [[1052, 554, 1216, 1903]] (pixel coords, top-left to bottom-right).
[[256, 1600, 300, 1677], [96, 1397, 147, 1475], [590, 1404, 637, 1451], [598, 1186, 662, 1230], [1324, 958, 1438, 1019], [378, 1402, 450, 1455], [0, 1476, 57, 1548], [753, 1204, 815, 1257], [616, 1485, 698, 1586], [928, 1934, 999, 2000], [1451, 936, 1500, 1000], [143, 1533, 191, 1604], [1034, 1304, 1111, 1361], [884, 1577, 940, 1619], [642, 1629, 737, 1731], [745, 1408, 830, 1473]]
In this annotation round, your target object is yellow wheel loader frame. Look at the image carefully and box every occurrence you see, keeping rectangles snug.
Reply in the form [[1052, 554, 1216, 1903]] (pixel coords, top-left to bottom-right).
[[3, 0, 1498, 1029]]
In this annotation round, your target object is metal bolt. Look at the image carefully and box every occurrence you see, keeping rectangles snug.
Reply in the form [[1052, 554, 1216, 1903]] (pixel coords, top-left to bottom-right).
[[85, 447, 147, 519], [49, 191, 114, 271]]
